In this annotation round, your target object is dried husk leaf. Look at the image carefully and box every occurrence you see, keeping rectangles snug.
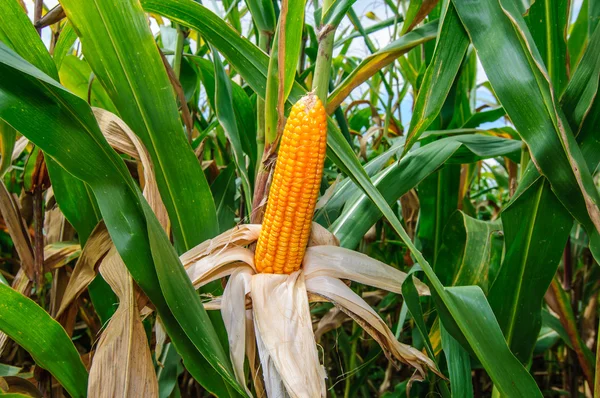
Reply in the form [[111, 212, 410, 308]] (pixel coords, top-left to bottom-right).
[[154, 319, 167, 360], [186, 247, 255, 288], [89, 248, 158, 397], [303, 245, 430, 296], [305, 275, 439, 378], [251, 272, 326, 398], [245, 308, 265, 398], [180, 224, 261, 266], [11, 137, 28, 162], [183, 223, 331, 285], [221, 267, 253, 396], [56, 223, 111, 317], [44, 193, 75, 245], [203, 296, 223, 310], [255, 330, 288, 398], [307, 222, 339, 247]]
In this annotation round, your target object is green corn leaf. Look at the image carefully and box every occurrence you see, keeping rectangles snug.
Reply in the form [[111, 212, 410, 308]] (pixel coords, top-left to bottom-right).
[[525, 0, 570, 94], [331, 135, 521, 249], [435, 211, 503, 294], [264, 0, 306, 143], [453, 0, 600, 261], [441, 322, 473, 398], [245, 0, 276, 34], [53, 21, 78, 71], [0, 283, 88, 398], [0, 121, 16, 177], [488, 21, 600, 366]]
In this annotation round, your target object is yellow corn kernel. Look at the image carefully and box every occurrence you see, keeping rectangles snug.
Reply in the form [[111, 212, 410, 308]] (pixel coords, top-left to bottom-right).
[[255, 94, 327, 274]]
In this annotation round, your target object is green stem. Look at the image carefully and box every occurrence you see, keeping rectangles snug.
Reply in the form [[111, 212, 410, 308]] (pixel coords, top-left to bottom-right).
[[312, 0, 336, 103], [256, 32, 269, 165]]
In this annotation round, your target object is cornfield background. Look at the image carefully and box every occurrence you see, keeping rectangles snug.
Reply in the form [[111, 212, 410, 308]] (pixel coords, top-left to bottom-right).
[[0, 0, 599, 396]]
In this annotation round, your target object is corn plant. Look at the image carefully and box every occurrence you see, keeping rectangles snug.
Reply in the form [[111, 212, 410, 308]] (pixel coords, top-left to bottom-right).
[[0, 0, 598, 397]]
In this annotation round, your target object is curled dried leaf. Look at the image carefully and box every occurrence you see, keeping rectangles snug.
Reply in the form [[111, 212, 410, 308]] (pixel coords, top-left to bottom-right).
[[306, 275, 440, 378], [93, 108, 168, 231], [303, 245, 430, 296], [89, 248, 158, 397], [186, 247, 255, 288], [181, 224, 261, 267]]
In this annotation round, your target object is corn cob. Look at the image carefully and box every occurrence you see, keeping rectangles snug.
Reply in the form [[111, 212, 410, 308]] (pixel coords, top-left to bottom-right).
[[255, 94, 327, 274]]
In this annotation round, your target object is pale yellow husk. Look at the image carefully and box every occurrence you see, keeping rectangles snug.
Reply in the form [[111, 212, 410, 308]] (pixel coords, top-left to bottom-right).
[[88, 249, 158, 397], [184, 223, 439, 397], [252, 272, 326, 398]]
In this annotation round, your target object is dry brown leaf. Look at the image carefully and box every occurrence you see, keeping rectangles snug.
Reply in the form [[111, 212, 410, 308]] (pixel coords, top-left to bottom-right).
[[400, 189, 419, 240], [0, 376, 43, 397], [56, 223, 111, 317], [44, 190, 75, 245], [89, 248, 158, 397], [92, 108, 169, 231], [0, 180, 34, 280]]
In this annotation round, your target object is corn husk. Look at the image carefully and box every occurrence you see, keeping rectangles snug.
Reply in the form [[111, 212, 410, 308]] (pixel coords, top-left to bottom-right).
[[251, 272, 326, 398], [186, 247, 255, 288], [181, 224, 261, 266], [221, 267, 253, 396], [303, 245, 430, 296], [305, 275, 439, 377], [255, 329, 288, 398], [182, 223, 437, 396], [88, 248, 158, 397]]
